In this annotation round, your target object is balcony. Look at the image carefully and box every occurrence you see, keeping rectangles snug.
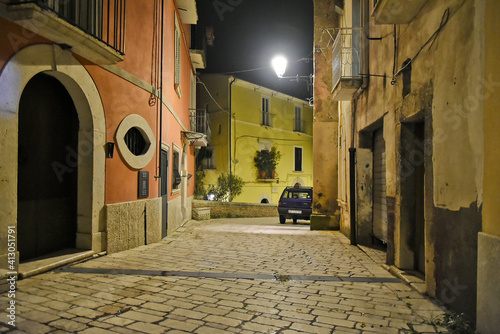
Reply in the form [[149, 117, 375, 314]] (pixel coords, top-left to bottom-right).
[[190, 24, 211, 70], [2, 0, 126, 64], [188, 109, 210, 147], [331, 28, 363, 101]]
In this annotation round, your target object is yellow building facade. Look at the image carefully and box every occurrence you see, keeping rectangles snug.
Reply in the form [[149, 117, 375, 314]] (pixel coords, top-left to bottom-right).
[[197, 74, 313, 204]]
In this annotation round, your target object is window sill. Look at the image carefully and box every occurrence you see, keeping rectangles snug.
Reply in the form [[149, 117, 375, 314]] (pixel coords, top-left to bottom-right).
[[257, 178, 277, 183], [171, 188, 181, 195]]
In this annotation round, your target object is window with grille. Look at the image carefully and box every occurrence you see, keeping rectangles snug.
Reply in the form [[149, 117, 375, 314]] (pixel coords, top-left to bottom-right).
[[261, 97, 271, 126], [204, 147, 215, 169], [172, 149, 181, 189], [124, 127, 148, 156], [294, 106, 303, 132]]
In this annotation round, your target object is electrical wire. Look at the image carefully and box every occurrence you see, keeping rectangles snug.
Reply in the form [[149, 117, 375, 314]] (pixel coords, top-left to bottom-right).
[[236, 135, 311, 143], [393, 8, 450, 80], [213, 51, 314, 76], [196, 77, 228, 113]]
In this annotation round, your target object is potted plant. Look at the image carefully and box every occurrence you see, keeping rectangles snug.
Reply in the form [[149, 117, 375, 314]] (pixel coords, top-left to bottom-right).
[[254, 146, 281, 179]]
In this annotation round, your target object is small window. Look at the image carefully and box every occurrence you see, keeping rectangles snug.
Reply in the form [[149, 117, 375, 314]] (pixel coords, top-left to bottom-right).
[[172, 149, 181, 190], [294, 106, 302, 132], [124, 127, 148, 156], [261, 97, 271, 126], [197, 146, 215, 170], [402, 59, 412, 98], [294, 147, 303, 172]]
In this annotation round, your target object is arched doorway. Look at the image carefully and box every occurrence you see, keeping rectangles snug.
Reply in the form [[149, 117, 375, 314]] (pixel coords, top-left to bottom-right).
[[17, 73, 79, 261]]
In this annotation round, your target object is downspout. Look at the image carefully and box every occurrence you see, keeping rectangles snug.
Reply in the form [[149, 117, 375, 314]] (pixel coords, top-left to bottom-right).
[[156, 0, 164, 183], [349, 147, 356, 245], [229, 77, 237, 176], [349, 0, 370, 245]]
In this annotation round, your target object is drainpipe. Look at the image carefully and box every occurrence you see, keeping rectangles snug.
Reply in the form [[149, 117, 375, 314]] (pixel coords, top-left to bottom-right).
[[348, 0, 370, 246], [157, 0, 164, 180], [349, 147, 356, 245], [228, 77, 236, 199]]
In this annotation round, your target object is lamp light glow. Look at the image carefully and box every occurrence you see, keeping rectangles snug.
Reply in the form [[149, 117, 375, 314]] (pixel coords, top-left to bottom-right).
[[272, 56, 287, 78]]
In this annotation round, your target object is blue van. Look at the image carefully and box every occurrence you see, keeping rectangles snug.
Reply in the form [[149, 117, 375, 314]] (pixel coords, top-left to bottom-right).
[[277, 187, 313, 224]]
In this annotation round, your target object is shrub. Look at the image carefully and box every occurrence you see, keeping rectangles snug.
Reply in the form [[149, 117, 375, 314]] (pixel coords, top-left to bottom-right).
[[207, 173, 245, 202]]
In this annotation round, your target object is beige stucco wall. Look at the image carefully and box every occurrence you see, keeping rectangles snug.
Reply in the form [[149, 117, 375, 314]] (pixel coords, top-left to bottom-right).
[[312, 0, 340, 229], [350, 0, 483, 318]]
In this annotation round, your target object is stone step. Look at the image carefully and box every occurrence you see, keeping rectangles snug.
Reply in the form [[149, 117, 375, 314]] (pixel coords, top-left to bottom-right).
[[192, 207, 210, 220]]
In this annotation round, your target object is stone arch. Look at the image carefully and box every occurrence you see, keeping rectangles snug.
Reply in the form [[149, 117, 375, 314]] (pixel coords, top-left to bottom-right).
[[258, 194, 272, 204], [291, 177, 305, 187], [0, 44, 106, 254]]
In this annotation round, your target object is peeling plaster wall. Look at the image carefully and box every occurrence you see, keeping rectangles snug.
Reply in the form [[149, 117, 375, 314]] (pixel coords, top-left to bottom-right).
[[312, 0, 340, 228], [351, 0, 484, 320]]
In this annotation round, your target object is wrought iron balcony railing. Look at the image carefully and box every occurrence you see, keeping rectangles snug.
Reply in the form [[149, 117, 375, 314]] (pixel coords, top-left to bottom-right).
[[332, 27, 363, 89], [190, 109, 211, 141], [9, 0, 126, 55]]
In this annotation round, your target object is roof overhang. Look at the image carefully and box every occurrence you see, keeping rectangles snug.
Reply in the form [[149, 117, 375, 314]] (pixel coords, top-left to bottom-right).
[[177, 0, 197, 24], [190, 49, 206, 69]]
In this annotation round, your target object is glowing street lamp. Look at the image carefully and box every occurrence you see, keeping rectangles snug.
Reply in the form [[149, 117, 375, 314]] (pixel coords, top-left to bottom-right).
[[271, 55, 314, 95], [272, 55, 288, 78]]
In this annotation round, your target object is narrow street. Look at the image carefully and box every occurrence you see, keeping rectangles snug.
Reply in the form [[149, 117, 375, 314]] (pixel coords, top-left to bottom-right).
[[2, 218, 447, 333]]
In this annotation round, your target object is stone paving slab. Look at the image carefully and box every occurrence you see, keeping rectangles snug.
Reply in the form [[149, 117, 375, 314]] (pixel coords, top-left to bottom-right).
[[1, 218, 449, 333]]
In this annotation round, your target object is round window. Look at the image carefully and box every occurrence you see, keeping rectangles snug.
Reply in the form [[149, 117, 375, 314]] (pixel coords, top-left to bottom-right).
[[115, 114, 156, 169], [124, 127, 149, 156]]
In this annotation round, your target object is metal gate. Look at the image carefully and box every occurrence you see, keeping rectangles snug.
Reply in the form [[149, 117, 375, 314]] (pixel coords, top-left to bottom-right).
[[372, 128, 387, 242]]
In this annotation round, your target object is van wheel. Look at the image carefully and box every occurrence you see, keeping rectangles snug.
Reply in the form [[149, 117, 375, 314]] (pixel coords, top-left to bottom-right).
[[279, 215, 285, 224]]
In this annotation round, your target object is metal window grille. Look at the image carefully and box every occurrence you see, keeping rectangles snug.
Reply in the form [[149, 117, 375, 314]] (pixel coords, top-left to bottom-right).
[[172, 150, 181, 189], [124, 127, 147, 156]]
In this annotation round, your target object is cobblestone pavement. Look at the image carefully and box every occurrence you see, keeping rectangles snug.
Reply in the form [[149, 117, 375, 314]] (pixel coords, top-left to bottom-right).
[[2, 218, 448, 333]]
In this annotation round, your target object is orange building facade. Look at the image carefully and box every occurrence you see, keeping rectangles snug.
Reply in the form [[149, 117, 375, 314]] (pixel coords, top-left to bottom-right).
[[0, 0, 204, 267]]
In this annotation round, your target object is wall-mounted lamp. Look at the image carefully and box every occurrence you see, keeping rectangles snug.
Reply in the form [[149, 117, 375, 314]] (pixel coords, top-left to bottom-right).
[[271, 55, 314, 95], [106, 142, 115, 158]]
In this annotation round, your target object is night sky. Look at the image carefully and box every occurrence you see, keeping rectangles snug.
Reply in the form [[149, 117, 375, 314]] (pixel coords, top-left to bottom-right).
[[195, 0, 314, 100]]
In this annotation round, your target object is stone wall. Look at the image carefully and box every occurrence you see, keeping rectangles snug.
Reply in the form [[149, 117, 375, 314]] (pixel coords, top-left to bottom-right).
[[192, 200, 278, 219], [106, 198, 162, 254]]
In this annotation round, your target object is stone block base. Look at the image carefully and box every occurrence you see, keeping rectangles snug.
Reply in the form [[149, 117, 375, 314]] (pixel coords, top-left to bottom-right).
[[310, 214, 339, 230], [193, 207, 210, 220]]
